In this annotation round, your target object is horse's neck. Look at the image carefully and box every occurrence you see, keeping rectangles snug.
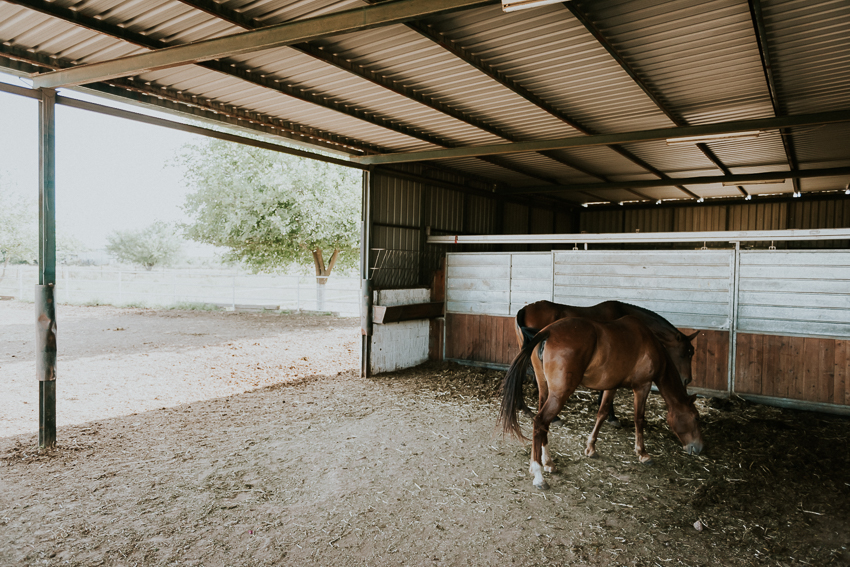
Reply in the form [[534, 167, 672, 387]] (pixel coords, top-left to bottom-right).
[[654, 358, 689, 407]]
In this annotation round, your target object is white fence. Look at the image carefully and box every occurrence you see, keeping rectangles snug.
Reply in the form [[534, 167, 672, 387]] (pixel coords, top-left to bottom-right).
[[0, 265, 360, 316]]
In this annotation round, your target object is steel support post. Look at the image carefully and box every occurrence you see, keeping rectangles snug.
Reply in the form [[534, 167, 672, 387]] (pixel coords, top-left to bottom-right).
[[37, 87, 57, 449], [360, 170, 373, 377]]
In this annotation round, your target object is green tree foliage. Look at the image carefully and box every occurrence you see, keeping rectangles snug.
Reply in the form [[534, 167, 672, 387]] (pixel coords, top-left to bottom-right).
[[177, 140, 361, 279], [0, 180, 37, 282], [105, 221, 182, 270]]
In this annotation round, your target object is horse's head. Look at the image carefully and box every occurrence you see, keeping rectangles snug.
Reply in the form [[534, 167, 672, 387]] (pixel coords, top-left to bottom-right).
[[666, 394, 704, 456], [670, 330, 699, 386]]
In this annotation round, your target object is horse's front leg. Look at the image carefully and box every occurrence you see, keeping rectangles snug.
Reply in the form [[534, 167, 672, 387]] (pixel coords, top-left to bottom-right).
[[632, 383, 653, 464], [585, 389, 615, 458]]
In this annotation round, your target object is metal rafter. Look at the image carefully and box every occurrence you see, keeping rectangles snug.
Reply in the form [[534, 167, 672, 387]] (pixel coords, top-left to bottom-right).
[[351, 110, 850, 165], [565, 2, 749, 198], [28, 0, 500, 89], [6, 0, 560, 186], [498, 167, 850, 196], [0, 44, 384, 155], [748, 0, 801, 193], [172, 0, 619, 194], [399, 15, 696, 199]]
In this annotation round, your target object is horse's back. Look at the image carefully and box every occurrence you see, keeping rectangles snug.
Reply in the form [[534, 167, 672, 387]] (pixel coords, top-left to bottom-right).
[[543, 315, 666, 390]]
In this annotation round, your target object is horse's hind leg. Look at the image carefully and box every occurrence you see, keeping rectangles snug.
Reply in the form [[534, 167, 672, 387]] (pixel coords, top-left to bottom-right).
[[585, 389, 616, 458], [530, 396, 565, 490]]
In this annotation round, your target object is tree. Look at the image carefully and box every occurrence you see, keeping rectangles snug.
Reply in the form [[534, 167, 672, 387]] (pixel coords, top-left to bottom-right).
[[105, 221, 182, 270], [0, 180, 37, 284], [177, 139, 361, 310]]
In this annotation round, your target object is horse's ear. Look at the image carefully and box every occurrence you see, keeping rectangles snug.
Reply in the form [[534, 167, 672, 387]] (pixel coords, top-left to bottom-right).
[[686, 330, 700, 342]]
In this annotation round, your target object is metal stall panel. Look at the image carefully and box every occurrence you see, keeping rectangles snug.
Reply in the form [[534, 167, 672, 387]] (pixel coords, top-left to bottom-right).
[[445, 253, 512, 315], [552, 250, 734, 393], [734, 251, 850, 411], [445, 252, 552, 367], [552, 251, 734, 330], [509, 253, 553, 316], [737, 251, 850, 339]]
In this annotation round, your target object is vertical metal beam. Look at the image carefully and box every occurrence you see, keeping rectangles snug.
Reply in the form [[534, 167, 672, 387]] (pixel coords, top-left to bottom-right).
[[360, 170, 373, 378], [37, 87, 57, 449]]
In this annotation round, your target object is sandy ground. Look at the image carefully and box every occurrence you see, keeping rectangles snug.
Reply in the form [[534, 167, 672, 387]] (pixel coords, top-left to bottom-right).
[[0, 301, 357, 437], [1, 302, 849, 566]]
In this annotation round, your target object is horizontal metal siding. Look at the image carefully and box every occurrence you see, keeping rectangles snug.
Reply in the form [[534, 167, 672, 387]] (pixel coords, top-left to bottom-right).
[[445, 253, 511, 315], [737, 251, 850, 338], [509, 253, 552, 315], [552, 250, 734, 329]]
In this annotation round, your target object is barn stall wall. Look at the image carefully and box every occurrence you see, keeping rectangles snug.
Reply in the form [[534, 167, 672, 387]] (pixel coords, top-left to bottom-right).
[[364, 165, 850, 415], [443, 248, 850, 415], [364, 167, 573, 375]]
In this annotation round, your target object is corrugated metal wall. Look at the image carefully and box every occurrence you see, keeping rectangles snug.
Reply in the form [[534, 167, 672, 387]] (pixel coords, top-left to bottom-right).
[[369, 164, 848, 289]]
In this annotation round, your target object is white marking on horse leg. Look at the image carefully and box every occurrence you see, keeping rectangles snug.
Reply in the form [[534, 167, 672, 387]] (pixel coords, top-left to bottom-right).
[[541, 444, 555, 473], [529, 460, 547, 489]]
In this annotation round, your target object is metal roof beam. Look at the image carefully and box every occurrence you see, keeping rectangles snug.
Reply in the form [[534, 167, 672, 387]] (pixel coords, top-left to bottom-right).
[[497, 167, 850, 196], [749, 0, 801, 193], [352, 110, 850, 165], [398, 17, 704, 199], [0, 44, 384, 154], [172, 0, 616, 191], [11, 0, 561, 186], [563, 2, 747, 198], [428, 227, 850, 245], [30, 0, 499, 89]]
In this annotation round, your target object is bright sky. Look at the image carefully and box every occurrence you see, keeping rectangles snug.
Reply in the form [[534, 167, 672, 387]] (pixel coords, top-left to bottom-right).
[[0, 71, 208, 252]]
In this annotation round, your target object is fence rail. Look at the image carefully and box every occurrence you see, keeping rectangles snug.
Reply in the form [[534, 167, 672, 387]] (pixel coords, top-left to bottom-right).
[[0, 266, 360, 316]]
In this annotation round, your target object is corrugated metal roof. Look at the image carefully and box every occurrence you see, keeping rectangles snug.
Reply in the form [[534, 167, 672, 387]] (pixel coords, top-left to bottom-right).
[[1, 0, 848, 207]]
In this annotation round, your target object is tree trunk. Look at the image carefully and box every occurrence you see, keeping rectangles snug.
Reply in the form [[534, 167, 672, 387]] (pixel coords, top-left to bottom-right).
[[312, 248, 339, 312]]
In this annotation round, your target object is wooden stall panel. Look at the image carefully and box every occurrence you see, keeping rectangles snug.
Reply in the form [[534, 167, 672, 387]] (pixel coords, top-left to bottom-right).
[[681, 328, 729, 392], [446, 253, 511, 315], [735, 333, 848, 405], [738, 251, 850, 339], [445, 313, 517, 366], [552, 250, 733, 330]]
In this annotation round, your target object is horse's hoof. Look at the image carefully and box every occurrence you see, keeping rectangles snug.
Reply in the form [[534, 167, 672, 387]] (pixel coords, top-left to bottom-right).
[[584, 449, 598, 458], [640, 457, 654, 465], [551, 415, 562, 424], [607, 418, 622, 428], [543, 465, 556, 473], [534, 481, 550, 491]]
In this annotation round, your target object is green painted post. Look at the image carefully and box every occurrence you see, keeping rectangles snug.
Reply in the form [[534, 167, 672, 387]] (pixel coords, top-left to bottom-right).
[[38, 88, 57, 450]]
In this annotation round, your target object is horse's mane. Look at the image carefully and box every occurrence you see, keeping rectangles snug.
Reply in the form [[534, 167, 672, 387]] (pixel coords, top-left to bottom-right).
[[617, 301, 682, 341]]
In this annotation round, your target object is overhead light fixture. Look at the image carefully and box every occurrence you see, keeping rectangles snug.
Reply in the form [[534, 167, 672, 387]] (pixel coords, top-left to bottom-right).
[[845, 182, 850, 195], [793, 191, 802, 198], [666, 131, 761, 146], [581, 203, 589, 208], [696, 197, 705, 203], [501, 0, 565, 11], [722, 178, 785, 186], [745, 195, 752, 201], [655, 199, 662, 205]]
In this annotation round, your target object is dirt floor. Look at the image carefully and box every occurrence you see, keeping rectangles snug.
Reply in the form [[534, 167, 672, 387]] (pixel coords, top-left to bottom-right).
[[1, 303, 849, 566]]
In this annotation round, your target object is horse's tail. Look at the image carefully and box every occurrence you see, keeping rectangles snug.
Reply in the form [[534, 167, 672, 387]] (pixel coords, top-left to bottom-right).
[[499, 328, 550, 440], [515, 305, 539, 349]]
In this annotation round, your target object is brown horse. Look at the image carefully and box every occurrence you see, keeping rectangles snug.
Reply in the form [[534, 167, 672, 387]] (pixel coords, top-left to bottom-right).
[[500, 315, 704, 490], [515, 300, 699, 423]]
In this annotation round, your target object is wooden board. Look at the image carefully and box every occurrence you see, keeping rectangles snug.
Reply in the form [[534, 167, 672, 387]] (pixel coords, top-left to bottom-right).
[[734, 333, 847, 405]]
